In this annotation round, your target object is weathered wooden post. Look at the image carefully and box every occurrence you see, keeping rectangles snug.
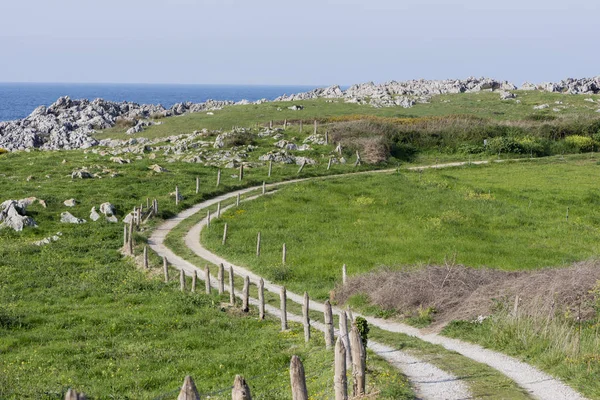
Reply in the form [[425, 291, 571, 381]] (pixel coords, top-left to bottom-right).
[[269, 120, 273, 129], [256, 232, 261, 257], [347, 306, 354, 324], [258, 278, 265, 320], [339, 311, 352, 366], [350, 323, 366, 396], [205, 265, 211, 294], [334, 337, 348, 400], [262, 181, 266, 195], [175, 185, 180, 205], [299, 120, 303, 133], [127, 221, 134, 255], [303, 292, 310, 342], [282, 243, 287, 264], [342, 264, 347, 285], [180, 269, 186, 292], [143, 246, 149, 269], [325, 130, 329, 145], [191, 270, 197, 293], [512, 294, 520, 318], [280, 286, 288, 330], [354, 151, 361, 167], [236, 193, 240, 207], [283, 118, 287, 129], [313, 119, 317, 135], [153, 199, 158, 215], [216, 168, 221, 187], [268, 160, 272, 177], [327, 157, 332, 171], [324, 300, 334, 349], [178, 375, 200, 400], [297, 160, 306, 175], [290, 355, 308, 400], [217, 201, 221, 218], [242, 276, 250, 312], [196, 176, 200, 194], [222, 223, 228, 245], [229, 265, 235, 306], [163, 256, 169, 283], [232, 375, 252, 400], [218, 263, 225, 294], [239, 164, 244, 181], [206, 210, 211, 228]]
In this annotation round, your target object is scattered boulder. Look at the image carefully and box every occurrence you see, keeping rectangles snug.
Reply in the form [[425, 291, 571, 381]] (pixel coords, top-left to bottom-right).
[[149, 164, 168, 173], [110, 156, 130, 164], [33, 232, 62, 246], [533, 104, 549, 110], [99, 202, 116, 216], [0, 200, 38, 231], [60, 212, 86, 224], [71, 169, 93, 179], [288, 105, 304, 111], [90, 207, 101, 221], [63, 198, 77, 207], [499, 91, 516, 100]]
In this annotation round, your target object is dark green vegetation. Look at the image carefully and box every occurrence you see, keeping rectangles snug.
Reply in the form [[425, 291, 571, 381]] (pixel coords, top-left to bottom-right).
[[202, 156, 600, 299], [0, 151, 410, 398]]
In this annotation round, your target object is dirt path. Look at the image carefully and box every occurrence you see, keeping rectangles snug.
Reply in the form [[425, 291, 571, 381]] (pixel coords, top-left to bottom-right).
[[149, 162, 586, 400]]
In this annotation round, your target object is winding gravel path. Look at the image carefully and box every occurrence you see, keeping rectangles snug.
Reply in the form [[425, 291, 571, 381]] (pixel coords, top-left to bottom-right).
[[149, 162, 586, 400]]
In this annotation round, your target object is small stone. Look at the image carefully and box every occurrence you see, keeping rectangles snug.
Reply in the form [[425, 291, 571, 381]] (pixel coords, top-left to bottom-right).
[[60, 212, 86, 224], [90, 207, 101, 221], [63, 199, 77, 207]]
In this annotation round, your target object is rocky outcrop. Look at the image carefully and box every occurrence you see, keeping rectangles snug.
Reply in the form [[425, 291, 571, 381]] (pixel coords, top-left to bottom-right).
[[0, 199, 38, 231]]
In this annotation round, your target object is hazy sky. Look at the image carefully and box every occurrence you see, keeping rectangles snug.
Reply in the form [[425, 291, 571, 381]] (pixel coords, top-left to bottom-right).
[[1, 0, 598, 86]]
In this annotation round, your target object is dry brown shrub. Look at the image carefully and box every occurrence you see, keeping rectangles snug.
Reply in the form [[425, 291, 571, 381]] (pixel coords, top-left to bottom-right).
[[114, 117, 135, 129], [335, 260, 600, 327]]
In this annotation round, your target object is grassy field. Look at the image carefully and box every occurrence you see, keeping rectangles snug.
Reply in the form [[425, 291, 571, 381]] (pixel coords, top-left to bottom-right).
[[201, 155, 600, 299], [0, 150, 412, 398], [95, 91, 600, 140]]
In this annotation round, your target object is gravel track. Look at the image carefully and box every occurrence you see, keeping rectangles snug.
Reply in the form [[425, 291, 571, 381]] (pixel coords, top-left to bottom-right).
[[148, 163, 586, 400]]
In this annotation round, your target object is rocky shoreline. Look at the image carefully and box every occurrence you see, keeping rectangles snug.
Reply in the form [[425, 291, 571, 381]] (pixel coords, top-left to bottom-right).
[[0, 76, 599, 152]]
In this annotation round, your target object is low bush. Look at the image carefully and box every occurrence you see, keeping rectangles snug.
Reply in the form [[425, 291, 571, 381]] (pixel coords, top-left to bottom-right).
[[564, 135, 596, 152]]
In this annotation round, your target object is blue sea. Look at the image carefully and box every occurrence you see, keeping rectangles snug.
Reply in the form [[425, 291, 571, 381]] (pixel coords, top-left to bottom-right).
[[0, 83, 319, 122]]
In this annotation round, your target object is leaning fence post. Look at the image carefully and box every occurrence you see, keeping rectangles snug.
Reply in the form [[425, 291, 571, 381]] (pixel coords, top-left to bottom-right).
[[324, 300, 334, 349], [143, 246, 149, 269], [178, 375, 200, 400], [342, 264, 347, 285], [229, 265, 235, 306], [258, 278, 265, 320], [232, 375, 252, 400], [180, 269, 186, 292], [222, 222, 228, 245], [242, 276, 250, 312], [281, 286, 288, 331], [205, 265, 211, 294], [216, 168, 221, 187], [350, 323, 366, 396], [191, 270, 197, 293], [282, 243, 287, 264], [256, 232, 261, 257], [339, 311, 352, 366], [163, 256, 169, 283], [127, 221, 134, 255], [334, 337, 348, 400], [123, 224, 128, 248], [297, 160, 306, 175], [290, 355, 308, 400], [327, 157, 332, 171], [303, 292, 311, 342], [218, 263, 225, 294]]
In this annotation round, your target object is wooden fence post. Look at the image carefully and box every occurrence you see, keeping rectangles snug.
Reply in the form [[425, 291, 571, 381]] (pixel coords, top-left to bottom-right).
[[283, 118, 287, 129], [143, 246, 149, 269], [290, 355, 308, 400], [327, 157, 332, 171], [297, 160, 306, 175], [324, 300, 334, 349], [256, 232, 261, 257], [217, 168, 221, 187], [205, 265, 211, 294], [191, 270, 197, 293], [268, 160, 272, 177], [217, 201, 221, 218], [153, 199, 158, 215], [127, 221, 134, 255], [123, 224, 127, 248], [180, 269, 186, 292], [242, 276, 250, 312], [163, 256, 169, 283], [239, 164, 244, 181], [280, 286, 288, 331], [334, 337, 348, 400], [262, 181, 266, 195], [222, 223, 228, 245], [175, 186, 180, 205], [269, 120, 273, 129], [347, 306, 354, 325], [178, 375, 200, 400], [354, 151, 361, 167], [325, 130, 329, 145], [207, 210, 211, 228], [218, 263, 225, 294], [236, 193, 240, 207], [339, 311, 352, 367], [299, 120, 303, 133], [342, 264, 347, 285], [303, 292, 310, 342], [232, 375, 252, 400], [258, 278, 265, 320], [229, 265, 235, 306], [196, 177, 200, 194], [350, 323, 366, 396], [282, 243, 287, 264], [313, 119, 317, 135]]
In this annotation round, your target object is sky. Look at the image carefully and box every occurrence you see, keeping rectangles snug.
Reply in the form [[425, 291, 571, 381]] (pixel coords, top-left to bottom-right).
[[0, 0, 598, 86]]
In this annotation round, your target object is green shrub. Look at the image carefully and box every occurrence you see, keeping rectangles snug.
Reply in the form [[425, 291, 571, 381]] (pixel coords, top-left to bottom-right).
[[564, 135, 596, 153], [486, 136, 524, 154], [355, 316, 370, 350], [457, 143, 485, 155], [0, 148, 8, 155]]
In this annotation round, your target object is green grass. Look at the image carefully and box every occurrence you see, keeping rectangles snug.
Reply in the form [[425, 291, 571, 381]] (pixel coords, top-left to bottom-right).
[[95, 91, 600, 140], [201, 155, 600, 300], [0, 150, 412, 398]]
